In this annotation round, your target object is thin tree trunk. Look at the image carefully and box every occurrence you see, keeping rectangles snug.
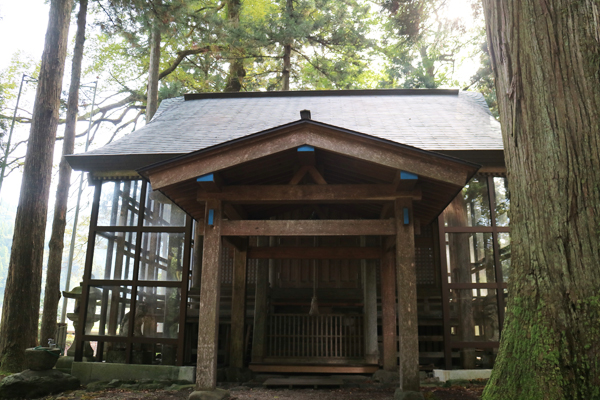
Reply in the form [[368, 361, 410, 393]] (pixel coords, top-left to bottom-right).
[[40, 0, 88, 348], [481, 1, 600, 399], [224, 0, 245, 92], [281, 0, 293, 91], [0, 0, 73, 372], [146, 22, 161, 122]]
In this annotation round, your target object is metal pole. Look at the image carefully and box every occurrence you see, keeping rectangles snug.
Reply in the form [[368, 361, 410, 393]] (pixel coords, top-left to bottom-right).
[[60, 81, 98, 323], [0, 74, 26, 198]]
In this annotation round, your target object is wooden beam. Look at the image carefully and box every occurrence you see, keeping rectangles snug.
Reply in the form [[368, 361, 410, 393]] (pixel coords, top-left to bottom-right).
[[289, 165, 310, 185], [362, 237, 379, 365], [395, 198, 419, 391], [381, 250, 397, 371], [230, 241, 248, 368], [195, 199, 222, 391], [307, 166, 327, 184], [222, 219, 396, 236], [247, 246, 383, 259], [223, 203, 247, 220], [146, 127, 471, 190], [198, 184, 419, 203]]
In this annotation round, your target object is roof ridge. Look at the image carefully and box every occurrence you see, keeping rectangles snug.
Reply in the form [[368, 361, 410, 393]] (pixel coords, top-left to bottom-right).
[[184, 88, 459, 101]]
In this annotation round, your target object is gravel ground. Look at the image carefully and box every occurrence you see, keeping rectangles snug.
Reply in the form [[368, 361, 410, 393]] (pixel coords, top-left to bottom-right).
[[39, 385, 484, 400]]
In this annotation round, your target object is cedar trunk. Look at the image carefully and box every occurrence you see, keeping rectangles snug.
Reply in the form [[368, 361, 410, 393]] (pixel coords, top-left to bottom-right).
[[40, 0, 88, 346], [481, 1, 600, 399], [0, 0, 73, 372], [224, 0, 245, 93], [146, 21, 161, 122], [281, 0, 293, 91]]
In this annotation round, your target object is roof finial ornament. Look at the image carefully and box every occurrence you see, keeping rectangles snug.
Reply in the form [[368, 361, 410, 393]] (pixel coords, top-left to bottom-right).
[[300, 109, 311, 120]]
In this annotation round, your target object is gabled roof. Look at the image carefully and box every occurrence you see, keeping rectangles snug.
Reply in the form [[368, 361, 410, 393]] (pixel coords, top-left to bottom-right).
[[138, 118, 480, 225], [66, 89, 502, 172]]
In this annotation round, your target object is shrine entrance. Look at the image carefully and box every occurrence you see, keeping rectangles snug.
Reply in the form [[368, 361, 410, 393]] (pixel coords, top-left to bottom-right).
[[137, 118, 479, 392]]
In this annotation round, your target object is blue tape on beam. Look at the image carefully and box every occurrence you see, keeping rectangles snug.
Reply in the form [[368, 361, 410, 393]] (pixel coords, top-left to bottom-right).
[[208, 209, 215, 226], [400, 171, 418, 180], [404, 208, 410, 225], [297, 145, 315, 152], [197, 173, 215, 182]]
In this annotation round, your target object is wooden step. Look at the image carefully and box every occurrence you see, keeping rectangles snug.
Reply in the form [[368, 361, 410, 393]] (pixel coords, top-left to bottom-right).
[[263, 377, 344, 389], [250, 364, 379, 374]]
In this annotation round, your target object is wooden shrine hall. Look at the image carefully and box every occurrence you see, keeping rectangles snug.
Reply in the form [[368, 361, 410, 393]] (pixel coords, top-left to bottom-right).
[[66, 89, 509, 392]]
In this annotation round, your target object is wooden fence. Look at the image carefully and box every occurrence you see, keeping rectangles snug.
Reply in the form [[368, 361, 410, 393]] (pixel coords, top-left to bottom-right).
[[267, 314, 364, 359]]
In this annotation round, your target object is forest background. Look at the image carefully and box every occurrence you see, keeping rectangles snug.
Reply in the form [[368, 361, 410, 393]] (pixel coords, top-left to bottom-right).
[[0, 0, 495, 319]]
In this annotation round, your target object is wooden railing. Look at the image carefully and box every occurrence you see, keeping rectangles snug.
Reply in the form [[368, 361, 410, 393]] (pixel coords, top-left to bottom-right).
[[267, 314, 364, 359]]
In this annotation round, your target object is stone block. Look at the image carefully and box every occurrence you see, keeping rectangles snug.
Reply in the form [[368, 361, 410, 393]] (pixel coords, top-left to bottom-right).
[[0, 369, 80, 399], [72, 362, 195, 385], [189, 388, 230, 400]]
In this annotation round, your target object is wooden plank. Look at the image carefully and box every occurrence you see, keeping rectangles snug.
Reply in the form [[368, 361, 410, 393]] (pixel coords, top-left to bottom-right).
[[249, 364, 380, 374], [198, 184, 418, 203], [247, 246, 382, 259], [381, 252, 398, 371], [222, 219, 396, 236], [195, 199, 222, 391], [395, 198, 420, 392], [147, 127, 471, 190], [230, 242, 248, 368], [263, 378, 343, 388]]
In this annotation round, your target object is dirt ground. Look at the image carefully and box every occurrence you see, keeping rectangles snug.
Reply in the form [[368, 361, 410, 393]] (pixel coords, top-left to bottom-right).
[[39, 385, 484, 400]]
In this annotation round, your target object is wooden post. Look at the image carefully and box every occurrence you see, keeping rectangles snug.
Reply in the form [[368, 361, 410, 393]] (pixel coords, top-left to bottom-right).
[[252, 237, 269, 363], [395, 198, 420, 391], [381, 250, 397, 371], [191, 223, 203, 290], [195, 199, 222, 391], [361, 237, 379, 364], [230, 240, 248, 368]]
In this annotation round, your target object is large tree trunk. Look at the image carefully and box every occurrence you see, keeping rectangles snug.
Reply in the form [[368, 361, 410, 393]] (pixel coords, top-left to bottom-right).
[[146, 21, 161, 122], [224, 0, 245, 92], [40, 0, 88, 347], [481, 1, 600, 399], [0, 0, 73, 372]]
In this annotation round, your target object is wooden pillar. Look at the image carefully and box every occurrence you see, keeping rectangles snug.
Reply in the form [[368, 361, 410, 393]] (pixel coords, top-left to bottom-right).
[[395, 198, 419, 391], [191, 222, 203, 290], [230, 240, 248, 368], [252, 237, 269, 363], [195, 199, 222, 391], [361, 237, 379, 364], [381, 249, 397, 371]]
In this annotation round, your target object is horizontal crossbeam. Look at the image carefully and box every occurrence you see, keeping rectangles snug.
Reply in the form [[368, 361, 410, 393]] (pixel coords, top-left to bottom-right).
[[221, 219, 396, 236], [198, 184, 420, 203]]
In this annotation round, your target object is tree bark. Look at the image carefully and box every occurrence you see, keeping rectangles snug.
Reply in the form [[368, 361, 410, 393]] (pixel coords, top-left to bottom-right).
[[481, 1, 600, 399], [40, 0, 88, 348], [224, 0, 245, 92], [146, 21, 161, 122], [0, 0, 73, 372], [281, 0, 293, 91]]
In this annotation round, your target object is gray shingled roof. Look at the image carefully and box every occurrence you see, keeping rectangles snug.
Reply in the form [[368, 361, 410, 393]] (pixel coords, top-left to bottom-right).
[[76, 89, 502, 160]]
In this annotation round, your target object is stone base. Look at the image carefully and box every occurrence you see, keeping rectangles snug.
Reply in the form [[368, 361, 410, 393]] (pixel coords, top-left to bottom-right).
[[432, 369, 492, 382], [394, 389, 425, 400], [0, 369, 80, 399], [71, 362, 195, 385], [55, 356, 94, 374], [189, 388, 230, 400]]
